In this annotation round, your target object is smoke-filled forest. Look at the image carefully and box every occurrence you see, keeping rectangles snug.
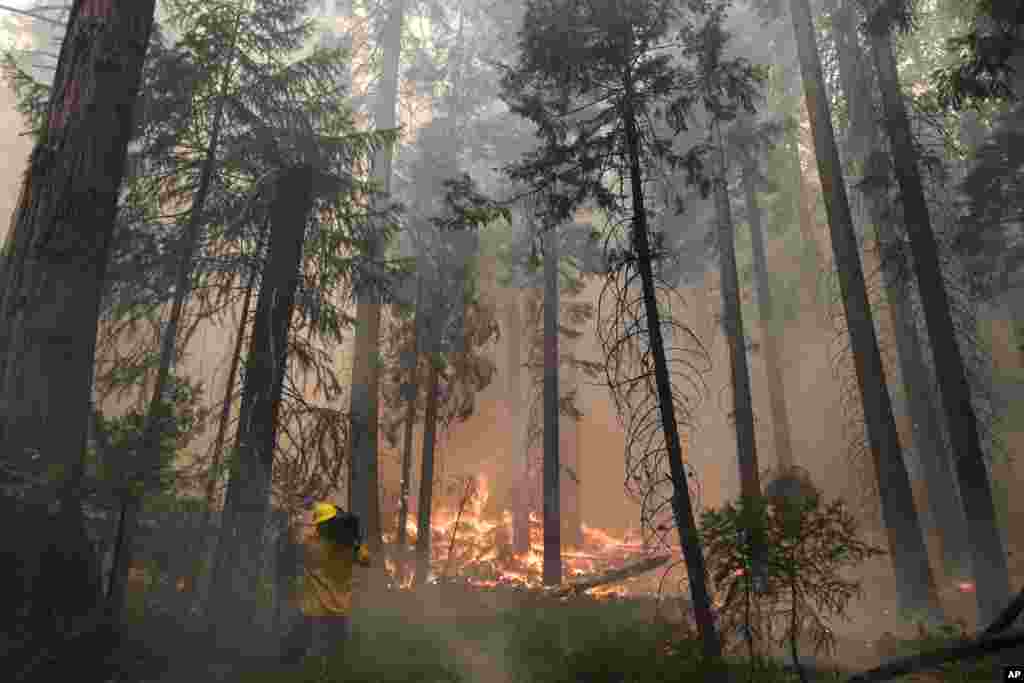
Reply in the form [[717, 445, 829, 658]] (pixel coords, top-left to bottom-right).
[[1, 0, 1023, 681]]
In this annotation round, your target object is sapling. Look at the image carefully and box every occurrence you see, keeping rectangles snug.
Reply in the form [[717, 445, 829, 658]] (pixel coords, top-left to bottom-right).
[[701, 490, 884, 682]]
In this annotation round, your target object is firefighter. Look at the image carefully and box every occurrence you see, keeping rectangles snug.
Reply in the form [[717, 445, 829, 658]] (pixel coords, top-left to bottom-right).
[[280, 500, 371, 670]]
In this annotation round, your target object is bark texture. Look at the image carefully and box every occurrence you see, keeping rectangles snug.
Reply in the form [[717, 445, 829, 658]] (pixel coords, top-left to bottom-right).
[[0, 0, 156, 515], [0, 1, 157, 642]]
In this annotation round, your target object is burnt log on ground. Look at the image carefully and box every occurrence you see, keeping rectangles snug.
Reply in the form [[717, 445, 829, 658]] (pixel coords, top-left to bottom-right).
[[846, 627, 1024, 682], [981, 585, 1024, 638], [847, 585, 1024, 682], [547, 554, 673, 598]]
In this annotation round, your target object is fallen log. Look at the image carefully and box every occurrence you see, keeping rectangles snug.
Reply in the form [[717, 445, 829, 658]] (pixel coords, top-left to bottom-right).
[[846, 627, 1024, 683], [846, 585, 1024, 683], [547, 554, 673, 598], [982, 585, 1024, 638]]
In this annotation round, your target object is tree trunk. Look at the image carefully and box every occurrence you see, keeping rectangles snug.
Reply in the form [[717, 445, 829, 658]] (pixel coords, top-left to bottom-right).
[[788, 0, 942, 620], [867, 22, 1011, 624], [348, 0, 404, 555], [829, 0, 970, 577], [107, 26, 237, 620], [0, 1, 156, 596], [796, 110, 827, 269], [622, 71, 724, 668], [830, 0, 961, 601], [210, 164, 315, 651], [192, 245, 259, 609], [829, 0, 876, 166], [711, 129, 766, 588], [561, 336, 582, 549], [793, 114, 831, 321], [742, 166, 795, 471], [414, 355, 441, 586], [542, 224, 561, 587], [878, 217, 970, 580], [507, 290, 530, 555], [713, 138, 762, 507], [397, 275, 423, 549]]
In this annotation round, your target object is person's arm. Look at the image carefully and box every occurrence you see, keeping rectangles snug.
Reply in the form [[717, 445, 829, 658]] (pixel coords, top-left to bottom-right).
[[355, 543, 371, 567]]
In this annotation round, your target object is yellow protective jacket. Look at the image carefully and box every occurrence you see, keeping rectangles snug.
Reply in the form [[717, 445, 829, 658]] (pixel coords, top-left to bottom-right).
[[298, 533, 371, 617]]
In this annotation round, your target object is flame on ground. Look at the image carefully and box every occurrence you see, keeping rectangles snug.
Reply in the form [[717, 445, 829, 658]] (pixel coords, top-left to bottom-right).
[[384, 474, 682, 597]]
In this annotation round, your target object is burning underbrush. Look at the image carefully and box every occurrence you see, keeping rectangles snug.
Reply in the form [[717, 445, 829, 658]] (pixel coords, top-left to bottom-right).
[[380, 475, 684, 600]]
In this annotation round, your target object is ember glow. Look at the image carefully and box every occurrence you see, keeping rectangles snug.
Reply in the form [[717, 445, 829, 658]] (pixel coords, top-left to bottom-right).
[[386, 475, 683, 596]]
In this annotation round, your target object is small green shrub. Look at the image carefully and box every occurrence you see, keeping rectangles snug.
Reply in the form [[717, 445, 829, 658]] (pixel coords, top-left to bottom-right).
[[700, 490, 884, 677]]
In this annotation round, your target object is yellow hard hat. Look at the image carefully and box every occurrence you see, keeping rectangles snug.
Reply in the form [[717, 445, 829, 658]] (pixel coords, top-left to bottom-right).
[[311, 502, 338, 525]]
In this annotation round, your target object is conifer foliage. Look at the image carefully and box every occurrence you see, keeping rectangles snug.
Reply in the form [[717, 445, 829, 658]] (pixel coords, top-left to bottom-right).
[[500, 0, 765, 671]]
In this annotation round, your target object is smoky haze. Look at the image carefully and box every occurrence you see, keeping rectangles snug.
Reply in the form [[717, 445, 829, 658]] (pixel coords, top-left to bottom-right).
[[2, 1, 1024, 681]]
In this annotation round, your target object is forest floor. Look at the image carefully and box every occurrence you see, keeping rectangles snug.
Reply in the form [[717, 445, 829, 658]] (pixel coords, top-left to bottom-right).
[[55, 580, 1016, 683], [25, 527, 1024, 683]]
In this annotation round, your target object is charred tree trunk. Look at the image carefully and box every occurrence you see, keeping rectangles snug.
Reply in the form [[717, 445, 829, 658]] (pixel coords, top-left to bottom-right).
[[741, 166, 795, 471], [210, 164, 315, 651], [788, 0, 942, 620], [0, 3, 156, 609], [414, 354, 441, 586], [866, 18, 1011, 624], [622, 69, 724, 668], [542, 224, 561, 587]]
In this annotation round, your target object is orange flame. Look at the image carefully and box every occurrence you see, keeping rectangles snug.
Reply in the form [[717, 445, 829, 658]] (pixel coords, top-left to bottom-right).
[[389, 475, 682, 597]]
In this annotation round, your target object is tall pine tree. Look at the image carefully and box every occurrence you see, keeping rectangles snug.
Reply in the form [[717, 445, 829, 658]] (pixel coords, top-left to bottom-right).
[[499, 0, 764, 669]]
